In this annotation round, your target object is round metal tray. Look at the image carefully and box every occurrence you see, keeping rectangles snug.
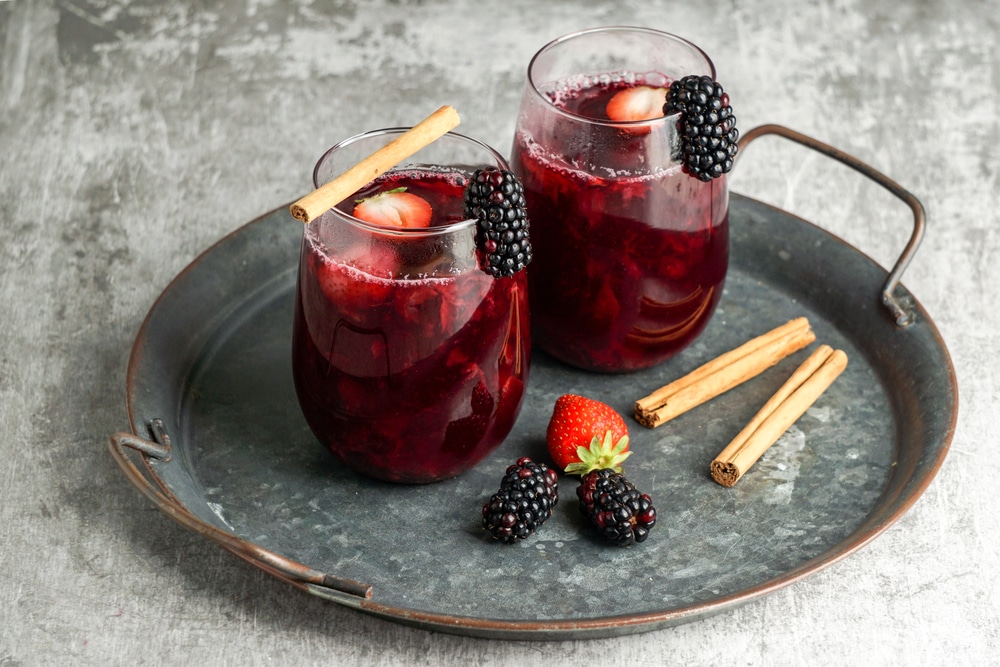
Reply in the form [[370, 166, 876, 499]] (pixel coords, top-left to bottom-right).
[[110, 127, 957, 640]]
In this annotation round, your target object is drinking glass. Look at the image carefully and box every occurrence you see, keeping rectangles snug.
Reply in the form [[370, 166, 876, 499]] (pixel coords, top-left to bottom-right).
[[511, 26, 729, 373], [292, 130, 530, 483]]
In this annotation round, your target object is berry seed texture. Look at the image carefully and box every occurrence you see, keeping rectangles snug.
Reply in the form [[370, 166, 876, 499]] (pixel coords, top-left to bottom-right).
[[663, 74, 739, 182]]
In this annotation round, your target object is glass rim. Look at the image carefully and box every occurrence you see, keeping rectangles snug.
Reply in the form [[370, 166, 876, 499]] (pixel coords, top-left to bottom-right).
[[311, 128, 509, 238], [525, 25, 717, 128]]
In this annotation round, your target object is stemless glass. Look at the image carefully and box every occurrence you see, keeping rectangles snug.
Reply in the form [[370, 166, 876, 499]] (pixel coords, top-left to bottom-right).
[[511, 27, 730, 373], [291, 130, 530, 483]]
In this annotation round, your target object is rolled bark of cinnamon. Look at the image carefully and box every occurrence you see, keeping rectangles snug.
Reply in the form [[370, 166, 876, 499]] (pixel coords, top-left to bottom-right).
[[710, 345, 848, 487], [289, 105, 461, 224], [634, 318, 815, 428]]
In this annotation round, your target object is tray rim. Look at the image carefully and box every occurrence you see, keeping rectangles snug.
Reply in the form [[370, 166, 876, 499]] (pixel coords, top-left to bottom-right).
[[113, 192, 959, 640]]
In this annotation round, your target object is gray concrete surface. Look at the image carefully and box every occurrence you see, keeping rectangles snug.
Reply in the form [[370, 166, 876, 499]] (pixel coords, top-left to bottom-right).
[[1, 0, 996, 664]]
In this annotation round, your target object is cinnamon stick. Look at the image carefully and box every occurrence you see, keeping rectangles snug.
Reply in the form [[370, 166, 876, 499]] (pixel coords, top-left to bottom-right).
[[634, 318, 815, 428], [710, 345, 848, 487], [289, 105, 461, 224]]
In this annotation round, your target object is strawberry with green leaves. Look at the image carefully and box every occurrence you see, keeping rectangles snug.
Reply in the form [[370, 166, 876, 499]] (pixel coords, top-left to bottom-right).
[[546, 393, 656, 547], [545, 394, 631, 474]]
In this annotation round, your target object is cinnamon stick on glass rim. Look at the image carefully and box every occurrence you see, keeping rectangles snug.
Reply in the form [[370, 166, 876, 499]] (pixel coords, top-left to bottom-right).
[[634, 318, 815, 429], [710, 345, 848, 487], [288, 105, 461, 224]]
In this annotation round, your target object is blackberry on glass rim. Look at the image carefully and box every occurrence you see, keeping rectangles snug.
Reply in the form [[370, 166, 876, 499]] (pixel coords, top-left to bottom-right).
[[664, 74, 739, 182], [463, 168, 533, 278]]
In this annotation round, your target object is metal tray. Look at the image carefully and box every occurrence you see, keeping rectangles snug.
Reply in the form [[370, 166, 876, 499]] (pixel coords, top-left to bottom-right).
[[109, 126, 957, 640]]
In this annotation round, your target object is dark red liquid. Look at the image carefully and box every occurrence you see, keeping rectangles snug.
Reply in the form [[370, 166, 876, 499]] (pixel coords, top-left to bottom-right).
[[511, 77, 728, 372], [292, 170, 530, 483]]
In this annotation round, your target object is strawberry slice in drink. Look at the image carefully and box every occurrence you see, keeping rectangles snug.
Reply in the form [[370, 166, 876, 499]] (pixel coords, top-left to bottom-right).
[[605, 85, 669, 135], [315, 258, 393, 311], [605, 85, 669, 122], [352, 188, 432, 228], [351, 186, 441, 272]]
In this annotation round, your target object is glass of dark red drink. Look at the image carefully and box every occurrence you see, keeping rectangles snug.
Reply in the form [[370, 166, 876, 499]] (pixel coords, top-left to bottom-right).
[[292, 130, 530, 483], [511, 27, 730, 372]]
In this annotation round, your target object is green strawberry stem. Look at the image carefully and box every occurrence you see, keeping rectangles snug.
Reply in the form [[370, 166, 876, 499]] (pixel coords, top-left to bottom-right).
[[564, 430, 631, 476], [355, 186, 407, 204]]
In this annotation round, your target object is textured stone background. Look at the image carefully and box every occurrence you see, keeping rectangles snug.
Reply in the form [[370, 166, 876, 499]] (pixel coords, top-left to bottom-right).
[[0, 0, 996, 664]]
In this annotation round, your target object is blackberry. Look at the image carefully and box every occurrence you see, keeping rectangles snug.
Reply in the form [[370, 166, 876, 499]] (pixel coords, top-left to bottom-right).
[[663, 75, 739, 182], [463, 168, 533, 277], [482, 457, 559, 543], [576, 469, 656, 547]]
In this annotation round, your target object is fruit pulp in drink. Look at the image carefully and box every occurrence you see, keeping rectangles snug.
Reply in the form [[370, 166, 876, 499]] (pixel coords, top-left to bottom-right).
[[511, 75, 728, 372], [291, 169, 529, 483]]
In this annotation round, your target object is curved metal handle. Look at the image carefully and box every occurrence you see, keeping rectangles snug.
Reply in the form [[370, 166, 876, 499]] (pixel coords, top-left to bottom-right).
[[109, 420, 373, 600], [737, 124, 926, 327]]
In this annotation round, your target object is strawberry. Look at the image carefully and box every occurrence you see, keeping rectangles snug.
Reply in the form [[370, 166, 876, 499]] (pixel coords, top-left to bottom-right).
[[315, 256, 394, 316], [605, 85, 669, 124], [546, 394, 631, 474], [352, 187, 432, 228]]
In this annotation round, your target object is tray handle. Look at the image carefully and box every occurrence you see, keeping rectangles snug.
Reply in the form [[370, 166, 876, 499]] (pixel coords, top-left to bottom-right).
[[737, 124, 926, 327], [109, 420, 373, 601]]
